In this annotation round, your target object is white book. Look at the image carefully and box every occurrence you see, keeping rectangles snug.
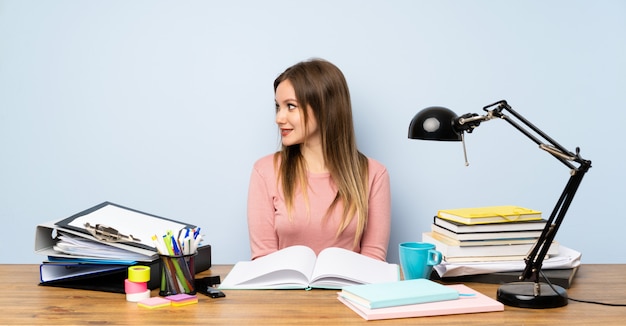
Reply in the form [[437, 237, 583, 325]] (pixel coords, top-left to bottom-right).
[[434, 216, 547, 233], [429, 228, 538, 247], [219, 245, 399, 290], [422, 232, 559, 259], [431, 224, 543, 241]]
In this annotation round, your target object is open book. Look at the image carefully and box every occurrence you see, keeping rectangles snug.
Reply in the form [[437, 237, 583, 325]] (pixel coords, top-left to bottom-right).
[[219, 245, 399, 290]]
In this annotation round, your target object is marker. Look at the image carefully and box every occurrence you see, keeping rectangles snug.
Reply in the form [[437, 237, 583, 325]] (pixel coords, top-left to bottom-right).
[[152, 235, 167, 255], [171, 235, 182, 256]]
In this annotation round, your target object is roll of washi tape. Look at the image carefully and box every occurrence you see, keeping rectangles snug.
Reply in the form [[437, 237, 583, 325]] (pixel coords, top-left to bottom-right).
[[128, 265, 151, 283], [126, 289, 151, 302], [124, 278, 148, 294]]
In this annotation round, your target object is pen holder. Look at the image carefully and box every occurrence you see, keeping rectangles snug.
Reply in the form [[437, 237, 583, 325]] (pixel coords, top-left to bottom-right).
[[159, 252, 197, 296]]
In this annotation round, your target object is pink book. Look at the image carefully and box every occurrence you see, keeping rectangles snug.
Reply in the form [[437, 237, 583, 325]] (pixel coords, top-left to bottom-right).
[[338, 284, 503, 320]]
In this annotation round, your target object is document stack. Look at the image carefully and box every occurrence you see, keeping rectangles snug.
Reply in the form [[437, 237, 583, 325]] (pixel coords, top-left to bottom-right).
[[422, 205, 558, 263], [34, 201, 211, 293]]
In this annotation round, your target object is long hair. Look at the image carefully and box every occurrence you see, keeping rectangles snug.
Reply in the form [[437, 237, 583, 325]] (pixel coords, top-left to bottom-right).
[[273, 58, 369, 248]]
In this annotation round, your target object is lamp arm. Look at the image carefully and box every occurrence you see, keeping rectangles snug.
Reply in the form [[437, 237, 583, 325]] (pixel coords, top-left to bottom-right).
[[486, 100, 583, 170], [520, 168, 588, 286], [470, 100, 592, 288]]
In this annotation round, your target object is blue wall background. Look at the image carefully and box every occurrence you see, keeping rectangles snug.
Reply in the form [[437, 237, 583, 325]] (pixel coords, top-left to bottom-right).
[[1, 0, 624, 264]]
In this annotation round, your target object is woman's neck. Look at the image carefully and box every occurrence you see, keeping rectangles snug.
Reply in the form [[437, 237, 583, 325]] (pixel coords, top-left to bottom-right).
[[301, 143, 327, 173]]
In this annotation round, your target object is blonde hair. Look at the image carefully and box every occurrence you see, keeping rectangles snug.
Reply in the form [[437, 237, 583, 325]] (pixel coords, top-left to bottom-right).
[[273, 58, 369, 248]]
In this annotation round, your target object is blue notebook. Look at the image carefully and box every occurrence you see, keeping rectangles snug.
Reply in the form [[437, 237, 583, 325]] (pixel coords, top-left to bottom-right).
[[340, 279, 459, 309]]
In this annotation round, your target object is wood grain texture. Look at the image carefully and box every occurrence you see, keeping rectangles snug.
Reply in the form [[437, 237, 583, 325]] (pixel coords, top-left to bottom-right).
[[1, 264, 625, 325]]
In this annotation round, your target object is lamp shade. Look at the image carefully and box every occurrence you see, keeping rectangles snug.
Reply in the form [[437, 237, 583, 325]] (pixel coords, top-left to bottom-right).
[[408, 106, 462, 141]]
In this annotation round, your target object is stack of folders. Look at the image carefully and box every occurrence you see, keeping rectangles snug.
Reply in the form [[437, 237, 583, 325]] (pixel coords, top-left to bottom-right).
[[34, 201, 211, 293], [423, 205, 558, 263], [337, 279, 503, 320]]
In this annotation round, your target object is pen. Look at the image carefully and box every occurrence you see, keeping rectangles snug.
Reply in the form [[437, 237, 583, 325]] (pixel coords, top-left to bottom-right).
[[192, 234, 203, 254], [171, 235, 182, 256], [460, 293, 477, 298], [151, 235, 168, 255], [179, 228, 191, 255], [163, 235, 174, 256]]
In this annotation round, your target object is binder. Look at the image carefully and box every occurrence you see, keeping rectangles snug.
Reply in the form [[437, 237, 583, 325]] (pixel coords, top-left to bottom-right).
[[35, 201, 196, 261], [34, 201, 212, 293], [39, 244, 212, 293]]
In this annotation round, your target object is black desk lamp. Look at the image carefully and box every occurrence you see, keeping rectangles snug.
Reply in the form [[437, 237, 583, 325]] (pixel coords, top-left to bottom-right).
[[408, 100, 591, 309]]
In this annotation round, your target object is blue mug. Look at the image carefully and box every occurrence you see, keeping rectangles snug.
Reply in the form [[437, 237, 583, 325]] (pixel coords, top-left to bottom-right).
[[399, 242, 442, 280]]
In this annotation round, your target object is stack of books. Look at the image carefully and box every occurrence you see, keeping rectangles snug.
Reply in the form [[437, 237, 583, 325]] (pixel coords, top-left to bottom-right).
[[337, 279, 503, 320], [422, 205, 558, 263]]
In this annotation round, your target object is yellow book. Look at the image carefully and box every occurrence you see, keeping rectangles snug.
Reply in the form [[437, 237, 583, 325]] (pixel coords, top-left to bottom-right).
[[437, 206, 542, 225]]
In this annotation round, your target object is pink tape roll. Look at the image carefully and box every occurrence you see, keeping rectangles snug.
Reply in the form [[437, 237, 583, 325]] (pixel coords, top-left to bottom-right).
[[125, 278, 148, 294], [126, 289, 151, 302]]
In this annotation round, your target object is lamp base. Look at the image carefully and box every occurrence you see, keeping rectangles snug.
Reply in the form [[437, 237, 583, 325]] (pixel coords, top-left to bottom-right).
[[497, 282, 568, 309]]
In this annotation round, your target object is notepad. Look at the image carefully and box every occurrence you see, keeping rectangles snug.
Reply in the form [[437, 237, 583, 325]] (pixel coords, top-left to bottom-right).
[[338, 284, 504, 320], [166, 293, 198, 307], [137, 297, 171, 309], [339, 279, 459, 309]]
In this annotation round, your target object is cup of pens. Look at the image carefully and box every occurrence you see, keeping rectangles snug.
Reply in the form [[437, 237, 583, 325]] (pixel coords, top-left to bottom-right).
[[159, 252, 197, 296], [153, 228, 202, 296]]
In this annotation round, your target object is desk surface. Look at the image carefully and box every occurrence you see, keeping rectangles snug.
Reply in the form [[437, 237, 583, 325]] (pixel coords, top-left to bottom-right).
[[1, 264, 625, 325]]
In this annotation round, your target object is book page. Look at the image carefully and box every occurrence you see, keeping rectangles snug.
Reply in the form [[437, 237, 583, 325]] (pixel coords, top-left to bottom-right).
[[310, 247, 399, 289], [219, 245, 318, 289]]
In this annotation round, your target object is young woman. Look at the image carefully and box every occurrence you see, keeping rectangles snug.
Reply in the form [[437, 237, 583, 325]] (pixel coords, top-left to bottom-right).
[[247, 58, 391, 261]]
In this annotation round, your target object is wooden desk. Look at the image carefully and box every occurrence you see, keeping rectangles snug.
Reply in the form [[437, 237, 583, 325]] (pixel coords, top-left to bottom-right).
[[1, 264, 625, 325]]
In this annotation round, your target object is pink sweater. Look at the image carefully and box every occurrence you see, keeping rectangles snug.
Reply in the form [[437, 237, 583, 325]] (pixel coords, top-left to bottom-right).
[[247, 154, 391, 261]]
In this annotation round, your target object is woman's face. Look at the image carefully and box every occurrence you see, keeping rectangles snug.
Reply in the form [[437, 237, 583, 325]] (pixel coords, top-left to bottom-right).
[[275, 79, 320, 147]]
